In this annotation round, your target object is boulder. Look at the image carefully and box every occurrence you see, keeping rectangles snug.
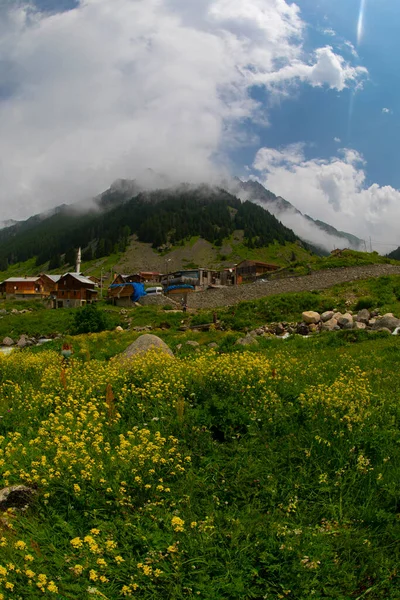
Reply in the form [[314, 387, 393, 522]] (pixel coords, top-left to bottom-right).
[[356, 309, 370, 324], [273, 323, 286, 336], [16, 335, 29, 348], [321, 318, 339, 332], [119, 334, 174, 359], [302, 311, 321, 324], [337, 313, 353, 328], [2, 337, 14, 347], [308, 323, 319, 333], [321, 311, 334, 322], [296, 323, 309, 336], [208, 342, 218, 349], [115, 326, 124, 332], [372, 315, 400, 332], [0, 485, 35, 510], [186, 341, 200, 347], [354, 322, 367, 330], [235, 335, 259, 347]]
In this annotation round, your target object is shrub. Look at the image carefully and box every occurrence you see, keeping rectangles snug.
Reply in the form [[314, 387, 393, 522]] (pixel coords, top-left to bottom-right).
[[72, 303, 110, 334], [354, 297, 375, 311]]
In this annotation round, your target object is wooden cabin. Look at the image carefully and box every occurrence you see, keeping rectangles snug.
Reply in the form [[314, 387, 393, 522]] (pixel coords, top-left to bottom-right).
[[56, 273, 98, 308]]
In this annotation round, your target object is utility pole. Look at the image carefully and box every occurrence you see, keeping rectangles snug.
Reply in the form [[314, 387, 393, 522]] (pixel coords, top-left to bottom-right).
[[369, 237, 372, 252], [165, 258, 171, 290], [100, 268, 103, 299]]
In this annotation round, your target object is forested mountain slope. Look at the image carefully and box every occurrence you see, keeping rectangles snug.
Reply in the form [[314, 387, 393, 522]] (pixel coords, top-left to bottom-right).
[[0, 185, 309, 270]]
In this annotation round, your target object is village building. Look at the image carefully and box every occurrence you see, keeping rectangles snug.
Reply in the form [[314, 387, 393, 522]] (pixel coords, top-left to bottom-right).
[[235, 260, 279, 284], [0, 276, 47, 300], [39, 273, 62, 294], [161, 268, 220, 290], [55, 273, 98, 308]]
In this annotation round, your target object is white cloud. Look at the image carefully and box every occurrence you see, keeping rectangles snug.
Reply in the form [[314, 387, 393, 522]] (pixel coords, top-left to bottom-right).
[[0, 0, 367, 220], [382, 107, 392, 114], [252, 46, 367, 92], [344, 40, 358, 58], [253, 144, 400, 250], [334, 137, 341, 143], [323, 28, 336, 37]]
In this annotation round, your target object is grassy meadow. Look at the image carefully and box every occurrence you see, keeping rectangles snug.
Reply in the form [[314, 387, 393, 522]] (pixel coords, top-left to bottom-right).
[[1, 275, 400, 598], [1, 328, 400, 599]]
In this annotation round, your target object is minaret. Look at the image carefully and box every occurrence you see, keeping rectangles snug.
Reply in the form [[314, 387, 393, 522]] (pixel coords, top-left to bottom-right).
[[76, 247, 81, 274]]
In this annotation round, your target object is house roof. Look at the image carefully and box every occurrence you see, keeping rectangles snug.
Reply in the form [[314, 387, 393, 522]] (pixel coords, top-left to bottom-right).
[[45, 274, 62, 282], [62, 273, 95, 285], [2, 277, 40, 283]]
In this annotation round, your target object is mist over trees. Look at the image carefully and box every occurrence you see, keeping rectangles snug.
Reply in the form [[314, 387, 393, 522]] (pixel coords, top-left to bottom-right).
[[0, 186, 306, 268]]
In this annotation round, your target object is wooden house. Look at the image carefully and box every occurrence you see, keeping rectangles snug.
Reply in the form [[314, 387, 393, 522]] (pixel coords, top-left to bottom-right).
[[235, 260, 279, 284], [40, 273, 62, 294], [56, 273, 98, 308], [0, 276, 47, 300]]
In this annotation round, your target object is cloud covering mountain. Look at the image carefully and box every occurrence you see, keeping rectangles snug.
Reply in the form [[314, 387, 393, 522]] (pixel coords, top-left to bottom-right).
[[0, 0, 366, 221], [251, 144, 400, 253]]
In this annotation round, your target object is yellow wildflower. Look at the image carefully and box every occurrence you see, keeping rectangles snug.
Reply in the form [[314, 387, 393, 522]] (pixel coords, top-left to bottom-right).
[[14, 540, 27, 550]]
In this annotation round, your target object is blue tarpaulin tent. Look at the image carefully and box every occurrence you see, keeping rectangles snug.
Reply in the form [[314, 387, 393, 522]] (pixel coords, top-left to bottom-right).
[[110, 282, 146, 302]]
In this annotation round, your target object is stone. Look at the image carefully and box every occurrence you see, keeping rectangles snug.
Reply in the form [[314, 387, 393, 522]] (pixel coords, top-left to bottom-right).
[[2, 337, 14, 346], [321, 318, 338, 331], [372, 315, 400, 332], [308, 323, 319, 333], [255, 328, 264, 336], [337, 313, 353, 328], [16, 335, 29, 348], [273, 323, 286, 336], [235, 335, 259, 347], [354, 322, 367, 330], [356, 309, 370, 324], [321, 311, 334, 322], [176, 344, 182, 351], [302, 311, 321, 324], [115, 326, 124, 332], [369, 318, 377, 325], [296, 323, 309, 336], [0, 309, 7, 314], [208, 342, 218, 348], [118, 334, 174, 359], [374, 327, 391, 335], [333, 312, 343, 321], [186, 341, 200, 347], [0, 485, 35, 511], [132, 325, 152, 332]]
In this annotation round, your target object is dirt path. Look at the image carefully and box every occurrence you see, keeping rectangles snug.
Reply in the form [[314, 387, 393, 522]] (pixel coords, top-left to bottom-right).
[[187, 264, 400, 309]]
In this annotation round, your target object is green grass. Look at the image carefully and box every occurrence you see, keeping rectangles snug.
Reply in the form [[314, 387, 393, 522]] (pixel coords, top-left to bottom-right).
[[1, 331, 400, 598], [1, 273, 400, 343]]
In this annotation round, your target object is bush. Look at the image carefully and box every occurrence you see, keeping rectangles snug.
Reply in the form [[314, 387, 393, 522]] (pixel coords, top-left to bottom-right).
[[72, 303, 110, 334], [354, 297, 375, 311]]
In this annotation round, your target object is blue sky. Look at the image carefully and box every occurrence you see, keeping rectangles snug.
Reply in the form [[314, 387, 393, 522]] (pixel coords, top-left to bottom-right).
[[1, 0, 399, 249], [234, 0, 400, 190]]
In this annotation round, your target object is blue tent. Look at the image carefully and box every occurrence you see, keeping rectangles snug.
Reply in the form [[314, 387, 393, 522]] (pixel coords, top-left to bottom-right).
[[110, 282, 146, 302]]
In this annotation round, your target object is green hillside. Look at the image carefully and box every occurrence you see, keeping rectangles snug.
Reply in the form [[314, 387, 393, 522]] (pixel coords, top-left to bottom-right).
[[0, 185, 306, 271]]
